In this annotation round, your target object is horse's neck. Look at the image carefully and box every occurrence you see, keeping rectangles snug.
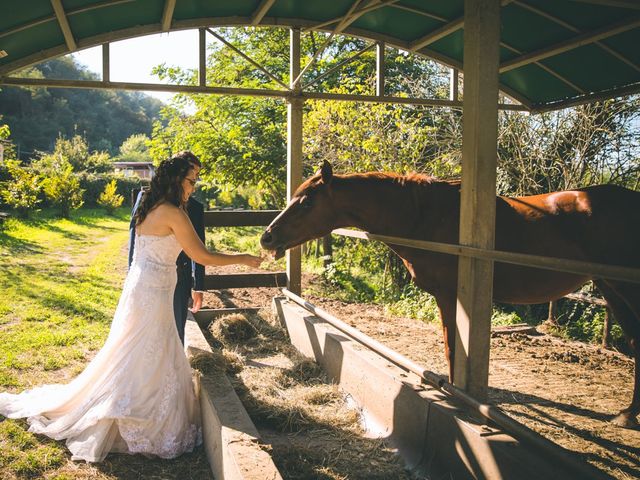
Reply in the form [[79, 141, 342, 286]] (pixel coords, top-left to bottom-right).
[[333, 174, 433, 237]]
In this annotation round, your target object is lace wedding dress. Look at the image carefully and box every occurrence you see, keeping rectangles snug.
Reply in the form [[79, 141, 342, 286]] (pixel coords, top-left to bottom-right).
[[0, 234, 201, 462]]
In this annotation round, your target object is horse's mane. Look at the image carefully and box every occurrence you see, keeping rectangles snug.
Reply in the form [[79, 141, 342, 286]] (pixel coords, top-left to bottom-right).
[[338, 170, 460, 189]]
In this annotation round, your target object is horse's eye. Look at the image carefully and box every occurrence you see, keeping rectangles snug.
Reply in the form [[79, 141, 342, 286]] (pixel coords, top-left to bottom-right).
[[300, 195, 313, 209]]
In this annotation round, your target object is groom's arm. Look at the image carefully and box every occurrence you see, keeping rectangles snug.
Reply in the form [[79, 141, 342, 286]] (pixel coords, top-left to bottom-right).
[[188, 198, 206, 291]]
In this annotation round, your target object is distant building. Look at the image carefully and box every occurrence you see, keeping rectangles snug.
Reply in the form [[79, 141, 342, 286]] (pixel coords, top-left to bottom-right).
[[113, 161, 155, 180]]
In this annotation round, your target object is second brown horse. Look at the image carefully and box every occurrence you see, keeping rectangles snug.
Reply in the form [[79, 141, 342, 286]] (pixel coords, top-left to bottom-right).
[[260, 161, 640, 427]]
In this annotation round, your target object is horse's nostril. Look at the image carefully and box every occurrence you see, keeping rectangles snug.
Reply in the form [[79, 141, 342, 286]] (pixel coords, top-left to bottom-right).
[[260, 231, 273, 246]]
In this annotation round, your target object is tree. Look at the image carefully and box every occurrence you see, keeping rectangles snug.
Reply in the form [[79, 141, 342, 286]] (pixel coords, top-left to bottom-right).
[[40, 160, 84, 218], [117, 134, 152, 163], [496, 97, 640, 195], [148, 28, 457, 206], [0, 57, 163, 159]]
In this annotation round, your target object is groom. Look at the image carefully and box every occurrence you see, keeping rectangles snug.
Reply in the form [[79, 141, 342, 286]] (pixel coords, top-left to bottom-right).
[[128, 151, 206, 344]]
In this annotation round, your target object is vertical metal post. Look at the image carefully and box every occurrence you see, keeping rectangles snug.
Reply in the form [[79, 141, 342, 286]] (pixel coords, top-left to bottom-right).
[[450, 68, 459, 101], [376, 41, 385, 97], [453, 0, 500, 401], [287, 27, 303, 295], [199, 28, 207, 87], [102, 43, 110, 83]]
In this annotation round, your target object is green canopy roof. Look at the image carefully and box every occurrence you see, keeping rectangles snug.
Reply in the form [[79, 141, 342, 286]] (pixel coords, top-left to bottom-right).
[[1, 0, 639, 111]]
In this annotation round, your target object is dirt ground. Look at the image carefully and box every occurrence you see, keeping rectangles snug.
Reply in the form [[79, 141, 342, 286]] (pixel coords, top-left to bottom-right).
[[203, 265, 640, 480]]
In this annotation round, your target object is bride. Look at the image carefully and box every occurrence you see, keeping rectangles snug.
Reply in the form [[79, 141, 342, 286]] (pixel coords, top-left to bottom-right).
[[0, 154, 262, 462]]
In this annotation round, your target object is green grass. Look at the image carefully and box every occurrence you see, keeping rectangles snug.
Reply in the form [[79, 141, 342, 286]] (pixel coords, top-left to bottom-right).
[[0, 207, 130, 478], [0, 207, 213, 480]]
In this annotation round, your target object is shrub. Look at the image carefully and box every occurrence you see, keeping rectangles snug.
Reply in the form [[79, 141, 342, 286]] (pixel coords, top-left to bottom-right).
[[77, 171, 144, 207], [0, 160, 40, 217], [40, 161, 84, 218], [97, 179, 124, 215]]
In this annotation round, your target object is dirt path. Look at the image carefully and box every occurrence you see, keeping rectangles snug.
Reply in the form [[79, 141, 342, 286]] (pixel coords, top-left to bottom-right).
[[203, 266, 640, 480]]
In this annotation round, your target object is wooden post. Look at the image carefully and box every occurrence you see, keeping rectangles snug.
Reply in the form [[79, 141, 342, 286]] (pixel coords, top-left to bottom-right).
[[199, 28, 207, 87], [376, 41, 385, 97], [102, 43, 110, 83], [453, 0, 501, 401], [286, 28, 303, 296]]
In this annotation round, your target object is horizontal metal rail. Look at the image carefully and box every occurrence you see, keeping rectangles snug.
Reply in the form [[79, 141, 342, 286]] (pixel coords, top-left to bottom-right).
[[333, 228, 640, 284], [203, 272, 287, 290], [281, 288, 611, 480], [203, 209, 280, 227], [0, 77, 526, 110]]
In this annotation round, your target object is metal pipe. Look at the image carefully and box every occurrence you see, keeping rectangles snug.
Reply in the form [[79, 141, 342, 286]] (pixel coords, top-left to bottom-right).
[[281, 288, 612, 480]]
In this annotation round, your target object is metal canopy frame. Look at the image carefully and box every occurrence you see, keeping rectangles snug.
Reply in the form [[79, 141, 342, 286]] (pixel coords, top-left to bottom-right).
[[1, 0, 639, 403], [1, 0, 639, 110]]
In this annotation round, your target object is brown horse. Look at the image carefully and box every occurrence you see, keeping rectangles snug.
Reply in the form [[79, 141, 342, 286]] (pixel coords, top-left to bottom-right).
[[260, 160, 640, 427]]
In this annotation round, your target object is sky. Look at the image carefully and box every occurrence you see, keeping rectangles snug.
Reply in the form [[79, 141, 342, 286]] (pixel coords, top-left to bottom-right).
[[71, 29, 199, 103]]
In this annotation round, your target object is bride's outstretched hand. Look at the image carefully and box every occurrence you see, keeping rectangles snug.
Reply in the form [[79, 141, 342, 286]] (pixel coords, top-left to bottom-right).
[[243, 254, 263, 269]]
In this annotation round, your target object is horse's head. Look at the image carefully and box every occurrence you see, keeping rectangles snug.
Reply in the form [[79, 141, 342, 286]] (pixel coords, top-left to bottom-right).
[[261, 160, 338, 259]]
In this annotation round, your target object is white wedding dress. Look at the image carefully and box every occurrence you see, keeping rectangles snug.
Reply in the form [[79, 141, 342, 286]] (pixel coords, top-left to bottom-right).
[[0, 233, 201, 462]]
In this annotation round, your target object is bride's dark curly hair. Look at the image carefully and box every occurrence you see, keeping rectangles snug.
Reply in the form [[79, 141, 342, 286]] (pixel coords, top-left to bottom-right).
[[134, 151, 201, 226]]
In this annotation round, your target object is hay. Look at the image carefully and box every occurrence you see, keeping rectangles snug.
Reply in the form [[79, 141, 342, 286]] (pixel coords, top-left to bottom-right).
[[205, 308, 410, 479], [209, 313, 256, 344], [189, 349, 244, 375]]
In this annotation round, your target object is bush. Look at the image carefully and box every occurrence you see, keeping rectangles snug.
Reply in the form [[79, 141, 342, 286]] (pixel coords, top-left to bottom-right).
[[40, 162, 84, 218], [97, 179, 124, 215], [77, 172, 144, 207], [0, 160, 40, 217]]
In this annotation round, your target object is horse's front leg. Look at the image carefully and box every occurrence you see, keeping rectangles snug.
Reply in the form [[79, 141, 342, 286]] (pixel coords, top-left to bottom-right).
[[435, 294, 457, 383], [612, 336, 640, 428]]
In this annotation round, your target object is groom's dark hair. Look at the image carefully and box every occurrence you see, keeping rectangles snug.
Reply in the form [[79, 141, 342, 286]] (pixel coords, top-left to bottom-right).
[[134, 150, 201, 226], [171, 150, 201, 169]]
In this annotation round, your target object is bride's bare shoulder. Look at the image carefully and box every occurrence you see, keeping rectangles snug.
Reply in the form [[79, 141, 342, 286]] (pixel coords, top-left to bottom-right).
[[153, 202, 183, 216]]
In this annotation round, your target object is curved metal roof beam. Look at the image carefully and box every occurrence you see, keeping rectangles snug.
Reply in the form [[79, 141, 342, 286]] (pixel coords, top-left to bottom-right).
[[302, 0, 399, 33], [0, 19, 534, 110]]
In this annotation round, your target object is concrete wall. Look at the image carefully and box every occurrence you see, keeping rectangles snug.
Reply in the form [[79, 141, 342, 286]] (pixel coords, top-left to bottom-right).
[[185, 318, 283, 480], [274, 297, 611, 480]]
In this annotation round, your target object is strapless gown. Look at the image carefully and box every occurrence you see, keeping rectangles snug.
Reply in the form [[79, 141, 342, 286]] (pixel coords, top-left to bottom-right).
[[0, 234, 201, 462]]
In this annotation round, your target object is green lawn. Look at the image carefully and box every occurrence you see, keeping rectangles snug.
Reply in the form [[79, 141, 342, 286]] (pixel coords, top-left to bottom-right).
[[0, 208, 212, 479]]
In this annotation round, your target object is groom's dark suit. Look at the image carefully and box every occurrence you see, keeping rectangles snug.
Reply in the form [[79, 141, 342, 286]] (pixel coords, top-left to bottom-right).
[[128, 191, 205, 344]]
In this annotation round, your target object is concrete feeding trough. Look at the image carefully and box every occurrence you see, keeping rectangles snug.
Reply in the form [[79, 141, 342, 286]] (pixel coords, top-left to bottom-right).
[[184, 317, 283, 480], [273, 293, 613, 480]]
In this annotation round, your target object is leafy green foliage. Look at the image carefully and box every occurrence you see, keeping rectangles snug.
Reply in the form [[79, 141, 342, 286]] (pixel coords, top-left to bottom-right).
[[0, 56, 163, 159], [97, 179, 124, 214], [384, 284, 441, 322], [40, 160, 84, 218], [117, 133, 153, 163], [0, 160, 40, 216], [43, 134, 113, 173]]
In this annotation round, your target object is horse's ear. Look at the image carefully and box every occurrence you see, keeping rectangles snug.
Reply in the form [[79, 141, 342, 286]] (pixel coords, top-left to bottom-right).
[[320, 160, 333, 184]]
